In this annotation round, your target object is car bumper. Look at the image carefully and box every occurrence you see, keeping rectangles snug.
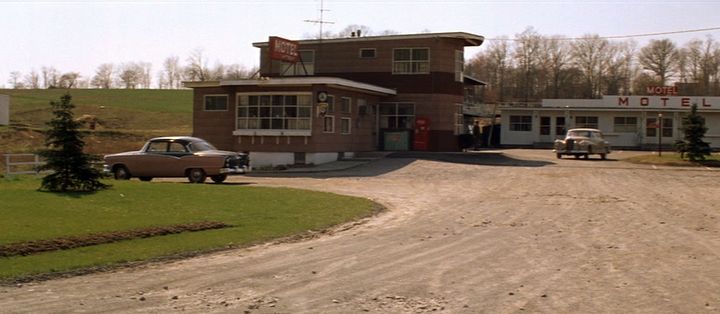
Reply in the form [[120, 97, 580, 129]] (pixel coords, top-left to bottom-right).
[[220, 166, 251, 174]]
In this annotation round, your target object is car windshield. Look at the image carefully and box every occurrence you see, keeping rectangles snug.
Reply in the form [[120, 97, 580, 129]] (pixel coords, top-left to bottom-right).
[[187, 140, 217, 152], [567, 130, 591, 138]]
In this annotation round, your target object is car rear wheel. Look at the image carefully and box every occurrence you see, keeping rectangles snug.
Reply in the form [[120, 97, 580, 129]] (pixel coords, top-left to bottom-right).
[[113, 166, 131, 180], [187, 168, 206, 184], [556, 153, 562, 159], [600, 153, 607, 160], [211, 174, 227, 183]]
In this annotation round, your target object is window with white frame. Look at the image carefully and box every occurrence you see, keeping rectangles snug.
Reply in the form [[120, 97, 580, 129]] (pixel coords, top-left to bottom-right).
[[326, 95, 335, 114], [455, 50, 464, 82], [393, 48, 429, 74], [454, 104, 464, 135], [575, 116, 598, 129], [340, 97, 351, 114], [341, 118, 351, 134], [357, 98, 368, 115], [280, 50, 315, 76], [379, 103, 415, 129], [613, 117, 638, 133], [204, 95, 228, 111], [509, 115, 532, 131], [323, 116, 334, 133], [236, 93, 312, 130]]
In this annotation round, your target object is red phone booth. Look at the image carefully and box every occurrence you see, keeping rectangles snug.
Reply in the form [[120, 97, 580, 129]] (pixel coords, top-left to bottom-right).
[[413, 117, 430, 151]]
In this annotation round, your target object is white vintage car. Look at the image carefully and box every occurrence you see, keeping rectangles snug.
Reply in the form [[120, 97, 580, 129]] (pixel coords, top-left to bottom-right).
[[554, 128, 611, 160]]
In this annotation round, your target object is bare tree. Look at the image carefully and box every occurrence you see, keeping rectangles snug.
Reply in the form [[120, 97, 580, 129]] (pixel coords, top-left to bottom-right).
[[24, 70, 41, 89], [638, 39, 679, 85], [139, 62, 152, 88], [225, 64, 256, 80], [118, 63, 142, 89], [681, 36, 720, 94], [513, 27, 542, 102], [538, 36, 571, 98], [571, 34, 611, 98], [58, 72, 80, 89], [8, 71, 24, 89], [162, 56, 183, 89], [41, 66, 59, 88], [185, 49, 208, 81], [209, 63, 226, 80], [91, 63, 114, 89]]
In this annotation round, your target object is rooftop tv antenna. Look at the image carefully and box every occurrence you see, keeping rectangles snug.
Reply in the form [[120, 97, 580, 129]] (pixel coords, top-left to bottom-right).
[[304, 0, 334, 40]]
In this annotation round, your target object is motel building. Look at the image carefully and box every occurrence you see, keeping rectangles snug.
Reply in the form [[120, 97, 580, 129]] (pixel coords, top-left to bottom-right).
[[185, 32, 485, 167], [499, 92, 720, 150]]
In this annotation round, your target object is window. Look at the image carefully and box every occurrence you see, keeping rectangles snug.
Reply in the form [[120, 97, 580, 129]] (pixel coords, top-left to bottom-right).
[[341, 118, 351, 134], [454, 104, 464, 135], [323, 116, 334, 133], [204, 95, 228, 111], [237, 93, 312, 130], [393, 48, 429, 74], [340, 97, 352, 114], [455, 50, 464, 82], [509, 115, 532, 131], [555, 117, 566, 136], [326, 95, 335, 114], [540, 116, 551, 135], [575, 116, 598, 129], [280, 50, 314, 76], [380, 103, 415, 129], [357, 98, 368, 115], [613, 117, 638, 133], [359, 48, 376, 58], [648, 117, 673, 137]]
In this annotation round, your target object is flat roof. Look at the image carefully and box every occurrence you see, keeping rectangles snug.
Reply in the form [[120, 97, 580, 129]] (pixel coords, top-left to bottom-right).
[[253, 32, 484, 48], [183, 77, 397, 96]]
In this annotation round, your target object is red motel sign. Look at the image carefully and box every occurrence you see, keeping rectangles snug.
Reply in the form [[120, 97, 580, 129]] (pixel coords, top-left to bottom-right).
[[646, 86, 678, 96], [269, 36, 299, 63]]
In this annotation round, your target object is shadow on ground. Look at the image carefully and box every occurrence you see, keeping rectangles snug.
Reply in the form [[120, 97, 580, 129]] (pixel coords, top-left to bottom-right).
[[250, 151, 554, 179]]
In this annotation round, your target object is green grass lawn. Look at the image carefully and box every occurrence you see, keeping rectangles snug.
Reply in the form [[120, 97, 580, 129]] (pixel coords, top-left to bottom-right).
[[623, 152, 720, 167], [0, 176, 380, 282]]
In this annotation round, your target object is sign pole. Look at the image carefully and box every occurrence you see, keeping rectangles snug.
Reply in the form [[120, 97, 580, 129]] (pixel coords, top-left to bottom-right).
[[658, 112, 663, 157]]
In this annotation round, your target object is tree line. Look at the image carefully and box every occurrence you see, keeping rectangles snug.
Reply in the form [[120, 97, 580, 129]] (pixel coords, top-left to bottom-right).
[[5, 48, 257, 90], [466, 27, 720, 103]]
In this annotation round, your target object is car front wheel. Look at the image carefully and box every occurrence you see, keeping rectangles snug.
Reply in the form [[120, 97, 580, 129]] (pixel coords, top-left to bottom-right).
[[114, 166, 131, 180], [187, 168, 206, 184], [211, 174, 227, 183]]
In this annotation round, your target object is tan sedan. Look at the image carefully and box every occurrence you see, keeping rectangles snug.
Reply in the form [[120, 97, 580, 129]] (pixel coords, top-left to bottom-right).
[[554, 128, 611, 160], [103, 136, 249, 183]]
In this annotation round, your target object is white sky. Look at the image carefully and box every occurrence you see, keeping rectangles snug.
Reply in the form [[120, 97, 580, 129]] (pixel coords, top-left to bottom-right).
[[1, 0, 719, 87]]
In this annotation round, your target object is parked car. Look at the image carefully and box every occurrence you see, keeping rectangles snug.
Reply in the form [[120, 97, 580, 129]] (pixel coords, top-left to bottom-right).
[[104, 136, 249, 183], [554, 128, 610, 160]]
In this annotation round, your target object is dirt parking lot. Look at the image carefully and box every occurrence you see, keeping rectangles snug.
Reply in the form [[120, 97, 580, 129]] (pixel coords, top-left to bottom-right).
[[2, 149, 719, 313]]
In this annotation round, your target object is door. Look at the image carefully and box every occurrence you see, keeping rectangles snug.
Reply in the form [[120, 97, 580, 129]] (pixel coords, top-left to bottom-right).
[[539, 116, 552, 143]]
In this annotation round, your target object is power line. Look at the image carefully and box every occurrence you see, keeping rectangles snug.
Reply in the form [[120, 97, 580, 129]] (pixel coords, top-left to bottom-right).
[[486, 26, 720, 41]]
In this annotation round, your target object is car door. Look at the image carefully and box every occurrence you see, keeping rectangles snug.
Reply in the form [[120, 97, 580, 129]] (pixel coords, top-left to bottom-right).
[[163, 141, 193, 176]]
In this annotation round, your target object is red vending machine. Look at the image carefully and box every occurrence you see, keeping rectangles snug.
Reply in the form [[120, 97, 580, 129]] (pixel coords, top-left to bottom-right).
[[413, 117, 430, 151]]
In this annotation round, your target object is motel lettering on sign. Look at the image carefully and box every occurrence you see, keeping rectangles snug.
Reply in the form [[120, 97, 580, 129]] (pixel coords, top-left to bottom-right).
[[269, 36, 300, 63], [617, 96, 714, 108]]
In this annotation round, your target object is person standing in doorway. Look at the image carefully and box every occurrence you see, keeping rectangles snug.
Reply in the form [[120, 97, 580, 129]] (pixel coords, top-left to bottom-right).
[[472, 121, 481, 149]]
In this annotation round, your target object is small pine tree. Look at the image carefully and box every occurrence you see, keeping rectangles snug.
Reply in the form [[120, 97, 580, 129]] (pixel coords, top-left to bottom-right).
[[678, 103, 711, 161], [37, 93, 109, 192]]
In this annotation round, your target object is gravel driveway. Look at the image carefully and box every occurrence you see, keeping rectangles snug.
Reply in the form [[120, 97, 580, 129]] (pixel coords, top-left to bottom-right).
[[2, 149, 719, 313]]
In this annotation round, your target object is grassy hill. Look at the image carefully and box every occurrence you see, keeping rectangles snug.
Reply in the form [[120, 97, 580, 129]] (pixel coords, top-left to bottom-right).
[[0, 89, 193, 173]]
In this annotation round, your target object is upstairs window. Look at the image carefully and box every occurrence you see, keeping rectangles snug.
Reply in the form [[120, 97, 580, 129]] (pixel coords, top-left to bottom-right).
[[359, 48, 376, 58], [280, 50, 315, 76], [204, 95, 228, 111], [340, 97, 352, 114], [393, 48, 429, 74], [455, 50, 464, 82]]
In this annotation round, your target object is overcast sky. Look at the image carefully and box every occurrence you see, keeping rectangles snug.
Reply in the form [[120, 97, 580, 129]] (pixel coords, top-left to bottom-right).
[[1, 0, 719, 87]]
